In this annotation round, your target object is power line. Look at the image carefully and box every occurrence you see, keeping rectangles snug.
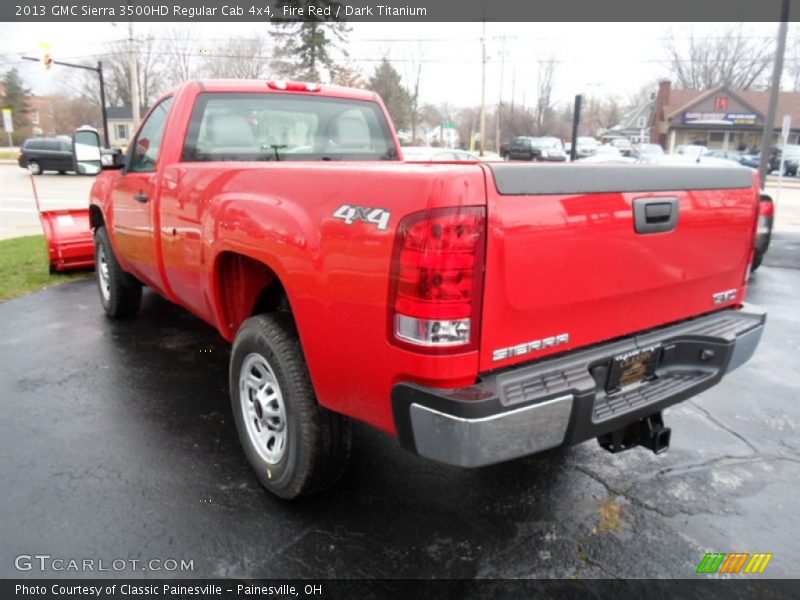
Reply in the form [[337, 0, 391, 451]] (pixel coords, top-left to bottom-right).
[[4, 51, 781, 67]]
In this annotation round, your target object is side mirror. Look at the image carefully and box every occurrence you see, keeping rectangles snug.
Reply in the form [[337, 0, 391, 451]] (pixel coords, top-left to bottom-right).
[[72, 129, 102, 175]]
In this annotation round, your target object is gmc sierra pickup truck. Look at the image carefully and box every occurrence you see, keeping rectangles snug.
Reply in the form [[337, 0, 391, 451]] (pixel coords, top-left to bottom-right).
[[76, 80, 766, 499]]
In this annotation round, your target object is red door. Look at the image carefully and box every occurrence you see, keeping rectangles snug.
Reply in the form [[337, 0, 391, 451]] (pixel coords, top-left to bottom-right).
[[111, 98, 173, 289]]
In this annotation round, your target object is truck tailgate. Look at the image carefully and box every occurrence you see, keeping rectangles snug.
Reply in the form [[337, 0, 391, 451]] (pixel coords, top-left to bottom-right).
[[480, 163, 758, 372]]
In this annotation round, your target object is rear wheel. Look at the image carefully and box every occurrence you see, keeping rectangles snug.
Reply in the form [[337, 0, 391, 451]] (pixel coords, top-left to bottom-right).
[[28, 161, 41, 175], [94, 226, 142, 319], [230, 313, 352, 499]]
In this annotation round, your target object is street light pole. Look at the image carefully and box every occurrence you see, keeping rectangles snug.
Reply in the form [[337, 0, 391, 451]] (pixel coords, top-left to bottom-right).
[[22, 56, 110, 147]]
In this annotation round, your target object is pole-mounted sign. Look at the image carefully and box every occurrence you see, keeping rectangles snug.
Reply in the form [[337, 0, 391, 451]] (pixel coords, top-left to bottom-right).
[[2, 108, 13, 147]]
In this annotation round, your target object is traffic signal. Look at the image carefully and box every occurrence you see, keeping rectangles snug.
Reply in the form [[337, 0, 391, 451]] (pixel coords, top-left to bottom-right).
[[42, 54, 53, 70]]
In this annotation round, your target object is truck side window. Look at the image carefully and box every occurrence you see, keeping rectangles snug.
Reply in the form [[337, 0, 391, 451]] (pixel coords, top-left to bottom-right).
[[128, 97, 173, 173]]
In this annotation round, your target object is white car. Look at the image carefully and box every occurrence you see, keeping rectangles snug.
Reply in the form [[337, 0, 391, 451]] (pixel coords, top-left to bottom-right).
[[576, 145, 636, 164], [575, 136, 599, 158]]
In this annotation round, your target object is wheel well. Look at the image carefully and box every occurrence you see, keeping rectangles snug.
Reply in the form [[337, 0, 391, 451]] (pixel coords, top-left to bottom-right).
[[89, 205, 105, 229], [215, 252, 289, 338]]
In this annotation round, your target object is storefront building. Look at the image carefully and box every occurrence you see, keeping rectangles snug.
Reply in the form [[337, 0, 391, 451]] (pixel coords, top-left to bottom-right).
[[652, 80, 800, 152]]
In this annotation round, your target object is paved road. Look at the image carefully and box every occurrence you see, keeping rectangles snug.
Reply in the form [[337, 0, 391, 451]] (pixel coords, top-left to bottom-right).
[[0, 163, 95, 240], [1, 233, 798, 579]]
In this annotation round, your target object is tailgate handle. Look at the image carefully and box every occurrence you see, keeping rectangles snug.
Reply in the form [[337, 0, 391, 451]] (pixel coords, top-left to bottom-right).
[[633, 197, 679, 234]]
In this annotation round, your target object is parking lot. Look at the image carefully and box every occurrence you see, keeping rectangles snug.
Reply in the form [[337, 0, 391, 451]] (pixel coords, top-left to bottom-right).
[[0, 162, 798, 579]]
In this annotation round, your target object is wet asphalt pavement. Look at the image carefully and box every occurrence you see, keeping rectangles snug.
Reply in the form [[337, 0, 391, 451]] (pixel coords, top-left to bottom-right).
[[1, 235, 798, 580]]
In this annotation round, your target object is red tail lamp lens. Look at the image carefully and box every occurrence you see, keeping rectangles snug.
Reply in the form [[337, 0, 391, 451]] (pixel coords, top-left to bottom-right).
[[389, 206, 486, 353]]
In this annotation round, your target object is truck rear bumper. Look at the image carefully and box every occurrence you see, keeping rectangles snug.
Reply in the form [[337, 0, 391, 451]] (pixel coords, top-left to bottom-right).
[[392, 305, 766, 467]]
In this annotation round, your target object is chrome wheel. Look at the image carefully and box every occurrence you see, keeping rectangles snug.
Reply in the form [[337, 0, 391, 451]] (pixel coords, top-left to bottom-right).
[[239, 353, 287, 464], [97, 242, 110, 302]]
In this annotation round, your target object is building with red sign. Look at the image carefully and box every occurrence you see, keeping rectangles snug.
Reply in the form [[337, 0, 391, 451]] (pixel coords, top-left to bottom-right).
[[651, 80, 800, 152]]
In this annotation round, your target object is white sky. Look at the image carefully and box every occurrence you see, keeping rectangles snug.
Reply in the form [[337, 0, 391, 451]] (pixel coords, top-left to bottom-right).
[[0, 21, 792, 109]]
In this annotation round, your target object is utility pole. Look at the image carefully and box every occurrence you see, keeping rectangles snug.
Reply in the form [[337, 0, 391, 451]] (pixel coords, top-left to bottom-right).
[[479, 18, 486, 157], [570, 94, 583, 162], [510, 66, 516, 119], [98, 61, 109, 148], [758, 0, 790, 189], [494, 36, 506, 154], [129, 18, 141, 128]]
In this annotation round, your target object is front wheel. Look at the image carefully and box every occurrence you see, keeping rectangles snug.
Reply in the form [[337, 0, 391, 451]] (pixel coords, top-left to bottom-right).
[[94, 226, 142, 319], [28, 161, 41, 175], [230, 313, 352, 499]]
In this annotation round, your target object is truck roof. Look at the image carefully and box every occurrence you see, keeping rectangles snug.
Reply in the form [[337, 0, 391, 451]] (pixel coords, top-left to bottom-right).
[[186, 80, 379, 103]]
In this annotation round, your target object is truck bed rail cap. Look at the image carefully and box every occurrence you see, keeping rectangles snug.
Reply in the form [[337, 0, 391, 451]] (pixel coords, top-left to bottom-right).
[[489, 163, 755, 195]]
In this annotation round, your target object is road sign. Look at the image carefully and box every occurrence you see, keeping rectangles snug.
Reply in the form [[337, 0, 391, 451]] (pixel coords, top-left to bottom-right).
[[2, 108, 13, 133]]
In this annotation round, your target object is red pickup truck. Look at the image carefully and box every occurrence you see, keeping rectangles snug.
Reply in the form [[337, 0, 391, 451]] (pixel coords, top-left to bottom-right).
[[76, 80, 766, 499]]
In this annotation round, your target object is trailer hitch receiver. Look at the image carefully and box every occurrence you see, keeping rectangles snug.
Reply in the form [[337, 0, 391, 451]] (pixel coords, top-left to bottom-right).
[[598, 413, 671, 455]]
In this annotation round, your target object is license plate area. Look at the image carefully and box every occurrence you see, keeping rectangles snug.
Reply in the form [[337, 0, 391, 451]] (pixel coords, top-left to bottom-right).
[[606, 344, 661, 394]]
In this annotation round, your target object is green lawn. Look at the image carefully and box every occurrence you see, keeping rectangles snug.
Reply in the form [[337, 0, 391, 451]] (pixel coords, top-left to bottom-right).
[[0, 149, 18, 160], [0, 235, 91, 301]]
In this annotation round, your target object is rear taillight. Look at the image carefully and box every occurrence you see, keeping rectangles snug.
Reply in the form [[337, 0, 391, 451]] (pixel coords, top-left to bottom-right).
[[388, 206, 486, 354], [758, 196, 774, 218]]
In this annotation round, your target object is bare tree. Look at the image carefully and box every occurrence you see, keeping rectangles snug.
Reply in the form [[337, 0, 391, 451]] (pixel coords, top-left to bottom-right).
[[533, 58, 556, 134], [162, 28, 198, 87], [626, 79, 661, 108], [787, 31, 800, 92], [70, 33, 167, 109], [664, 26, 774, 90], [497, 102, 536, 142], [203, 36, 272, 79], [603, 96, 622, 129]]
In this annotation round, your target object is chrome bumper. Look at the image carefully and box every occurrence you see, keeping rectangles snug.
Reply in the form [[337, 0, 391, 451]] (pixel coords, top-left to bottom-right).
[[393, 305, 766, 467]]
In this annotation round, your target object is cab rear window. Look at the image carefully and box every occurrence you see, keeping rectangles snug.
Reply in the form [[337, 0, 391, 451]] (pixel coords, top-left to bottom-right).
[[182, 92, 398, 162]]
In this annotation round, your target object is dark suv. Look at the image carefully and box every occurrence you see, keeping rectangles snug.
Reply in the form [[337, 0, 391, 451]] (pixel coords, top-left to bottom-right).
[[768, 144, 800, 175], [17, 137, 73, 174], [500, 136, 566, 161]]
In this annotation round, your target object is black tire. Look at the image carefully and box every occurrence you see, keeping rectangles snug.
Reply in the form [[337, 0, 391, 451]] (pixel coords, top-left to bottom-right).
[[28, 161, 41, 175], [230, 313, 352, 499], [94, 226, 142, 319], [751, 253, 764, 271]]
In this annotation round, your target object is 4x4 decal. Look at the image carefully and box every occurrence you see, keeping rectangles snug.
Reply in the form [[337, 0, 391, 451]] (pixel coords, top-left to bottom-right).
[[333, 205, 391, 231]]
